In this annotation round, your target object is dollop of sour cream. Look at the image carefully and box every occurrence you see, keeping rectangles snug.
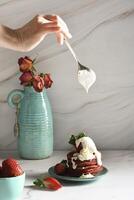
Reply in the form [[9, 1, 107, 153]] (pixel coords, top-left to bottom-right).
[[78, 69, 96, 93], [80, 173, 94, 178], [75, 136, 102, 166]]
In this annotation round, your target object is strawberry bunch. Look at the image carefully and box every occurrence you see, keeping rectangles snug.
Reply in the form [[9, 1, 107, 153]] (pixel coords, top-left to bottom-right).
[[33, 177, 62, 190], [0, 158, 24, 178]]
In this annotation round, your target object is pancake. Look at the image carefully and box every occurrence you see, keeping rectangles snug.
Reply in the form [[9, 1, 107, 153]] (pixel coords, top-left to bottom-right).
[[67, 150, 103, 177], [54, 134, 104, 178]]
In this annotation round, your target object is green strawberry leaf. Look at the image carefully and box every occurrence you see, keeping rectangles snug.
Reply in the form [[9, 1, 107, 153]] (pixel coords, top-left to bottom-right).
[[61, 160, 67, 166], [68, 132, 86, 145], [76, 132, 86, 140], [68, 135, 76, 145], [33, 178, 45, 188]]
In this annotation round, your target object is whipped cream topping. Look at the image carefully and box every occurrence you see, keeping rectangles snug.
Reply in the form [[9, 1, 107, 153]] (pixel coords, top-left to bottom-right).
[[78, 69, 96, 93], [71, 153, 78, 169], [75, 136, 102, 166]]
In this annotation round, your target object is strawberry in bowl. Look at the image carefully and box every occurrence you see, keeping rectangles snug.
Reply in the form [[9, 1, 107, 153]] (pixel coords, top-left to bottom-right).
[[0, 158, 25, 200]]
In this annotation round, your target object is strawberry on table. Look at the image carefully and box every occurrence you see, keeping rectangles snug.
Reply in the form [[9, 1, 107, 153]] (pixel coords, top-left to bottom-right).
[[43, 177, 62, 190], [2, 158, 23, 177], [33, 177, 62, 190]]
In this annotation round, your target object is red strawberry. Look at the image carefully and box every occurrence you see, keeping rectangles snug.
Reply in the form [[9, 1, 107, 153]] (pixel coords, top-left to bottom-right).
[[54, 163, 66, 175], [43, 177, 62, 190], [2, 158, 23, 177], [33, 177, 62, 190]]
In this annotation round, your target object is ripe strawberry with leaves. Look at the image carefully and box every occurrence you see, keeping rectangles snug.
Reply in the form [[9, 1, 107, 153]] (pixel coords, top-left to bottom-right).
[[33, 177, 62, 190], [2, 158, 23, 177]]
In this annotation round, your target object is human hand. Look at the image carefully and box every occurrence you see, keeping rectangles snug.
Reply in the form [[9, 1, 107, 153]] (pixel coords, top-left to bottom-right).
[[15, 14, 72, 51]]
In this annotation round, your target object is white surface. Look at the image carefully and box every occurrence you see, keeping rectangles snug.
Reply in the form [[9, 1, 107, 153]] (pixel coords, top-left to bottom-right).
[[0, 150, 134, 200], [0, 0, 134, 150]]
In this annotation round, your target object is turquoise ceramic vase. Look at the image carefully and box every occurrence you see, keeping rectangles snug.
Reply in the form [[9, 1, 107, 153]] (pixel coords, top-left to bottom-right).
[[7, 86, 53, 159]]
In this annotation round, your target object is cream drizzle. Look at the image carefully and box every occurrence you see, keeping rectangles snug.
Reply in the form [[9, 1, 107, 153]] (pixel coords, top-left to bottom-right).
[[75, 136, 102, 166], [71, 153, 78, 169], [80, 173, 94, 178]]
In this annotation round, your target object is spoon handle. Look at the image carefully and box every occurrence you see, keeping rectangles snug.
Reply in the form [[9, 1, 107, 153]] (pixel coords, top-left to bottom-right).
[[64, 38, 90, 71], [64, 38, 78, 63]]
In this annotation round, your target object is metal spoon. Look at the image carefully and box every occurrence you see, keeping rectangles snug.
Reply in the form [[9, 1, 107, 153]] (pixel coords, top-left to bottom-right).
[[64, 38, 96, 93]]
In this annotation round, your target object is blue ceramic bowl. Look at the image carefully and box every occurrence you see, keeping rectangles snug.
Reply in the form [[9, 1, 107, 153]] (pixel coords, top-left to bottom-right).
[[0, 172, 25, 200]]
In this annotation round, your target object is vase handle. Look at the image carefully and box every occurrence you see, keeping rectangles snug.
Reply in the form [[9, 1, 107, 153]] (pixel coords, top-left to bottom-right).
[[7, 89, 24, 109]]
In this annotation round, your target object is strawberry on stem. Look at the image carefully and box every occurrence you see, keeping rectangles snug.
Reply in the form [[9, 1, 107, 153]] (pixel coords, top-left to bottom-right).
[[33, 177, 62, 190]]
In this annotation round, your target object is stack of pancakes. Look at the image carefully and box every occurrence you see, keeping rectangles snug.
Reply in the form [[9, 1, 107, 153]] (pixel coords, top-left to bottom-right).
[[67, 150, 103, 177]]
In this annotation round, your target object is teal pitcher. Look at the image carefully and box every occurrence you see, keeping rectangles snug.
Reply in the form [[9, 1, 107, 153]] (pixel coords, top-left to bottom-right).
[[7, 86, 53, 159]]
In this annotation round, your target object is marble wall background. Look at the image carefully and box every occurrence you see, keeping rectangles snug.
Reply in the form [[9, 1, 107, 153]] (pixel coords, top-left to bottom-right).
[[0, 0, 134, 150]]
